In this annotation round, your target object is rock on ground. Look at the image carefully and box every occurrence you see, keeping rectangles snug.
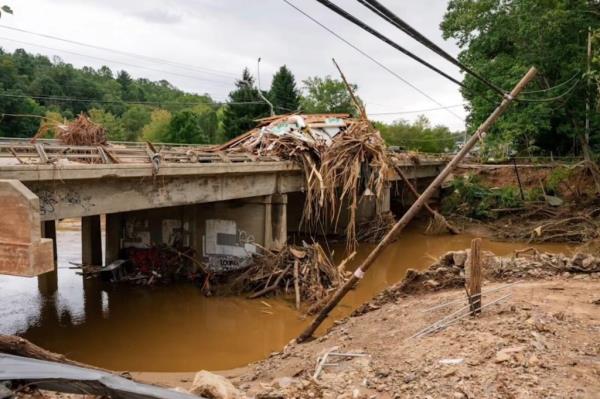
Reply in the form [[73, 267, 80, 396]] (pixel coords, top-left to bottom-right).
[[189, 370, 243, 399]]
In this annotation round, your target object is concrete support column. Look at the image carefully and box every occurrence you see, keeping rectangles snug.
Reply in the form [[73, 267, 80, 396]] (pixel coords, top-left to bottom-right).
[[38, 220, 58, 295], [377, 185, 391, 214], [82, 215, 102, 266], [105, 213, 122, 264], [271, 194, 287, 250], [263, 195, 273, 249]]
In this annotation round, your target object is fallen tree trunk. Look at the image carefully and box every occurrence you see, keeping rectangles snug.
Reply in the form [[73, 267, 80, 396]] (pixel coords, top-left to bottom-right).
[[0, 335, 109, 372]]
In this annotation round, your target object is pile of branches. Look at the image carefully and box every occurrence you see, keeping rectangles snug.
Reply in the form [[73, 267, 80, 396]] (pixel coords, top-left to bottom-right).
[[124, 246, 198, 285], [56, 113, 107, 146], [309, 119, 391, 247], [357, 211, 396, 243], [225, 242, 350, 312], [491, 205, 600, 243], [217, 114, 393, 249]]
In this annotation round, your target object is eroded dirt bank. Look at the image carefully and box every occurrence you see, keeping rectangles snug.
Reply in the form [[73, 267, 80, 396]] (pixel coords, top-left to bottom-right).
[[233, 277, 600, 398]]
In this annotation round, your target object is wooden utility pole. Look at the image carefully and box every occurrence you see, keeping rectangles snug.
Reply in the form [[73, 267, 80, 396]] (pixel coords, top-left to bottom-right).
[[296, 67, 538, 343], [467, 238, 482, 314], [393, 165, 459, 234]]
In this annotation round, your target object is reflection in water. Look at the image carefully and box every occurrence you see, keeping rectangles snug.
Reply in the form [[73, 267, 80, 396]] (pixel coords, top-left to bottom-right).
[[0, 226, 571, 372]]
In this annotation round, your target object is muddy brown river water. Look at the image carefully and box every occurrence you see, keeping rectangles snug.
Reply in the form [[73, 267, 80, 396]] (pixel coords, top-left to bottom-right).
[[0, 223, 571, 372]]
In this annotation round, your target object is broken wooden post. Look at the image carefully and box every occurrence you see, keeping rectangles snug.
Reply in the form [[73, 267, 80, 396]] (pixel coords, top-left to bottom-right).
[[467, 238, 482, 315], [296, 67, 538, 343]]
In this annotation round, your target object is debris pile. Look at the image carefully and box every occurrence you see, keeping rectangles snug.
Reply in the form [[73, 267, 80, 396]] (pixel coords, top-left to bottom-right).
[[355, 248, 600, 314], [356, 211, 396, 243], [123, 246, 198, 285], [222, 242, 349, 312], [216, 114, 394, 248], [55, 113, 108, 146], [492, 205, 600, 243]]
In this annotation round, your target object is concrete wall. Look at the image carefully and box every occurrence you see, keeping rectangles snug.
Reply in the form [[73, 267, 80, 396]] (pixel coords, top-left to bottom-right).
[[109, 195, 288, 272]]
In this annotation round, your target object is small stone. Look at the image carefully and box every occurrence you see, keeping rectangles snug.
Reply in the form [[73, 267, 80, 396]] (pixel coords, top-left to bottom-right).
[[452, 251, 468, 267], [453, 392, 466, 399], [189, 370, 243, 399], [403, 372, 417, 384], [528, 354, 540, 367], [442, 368, 457, 377], [495, 346, 525, 363]]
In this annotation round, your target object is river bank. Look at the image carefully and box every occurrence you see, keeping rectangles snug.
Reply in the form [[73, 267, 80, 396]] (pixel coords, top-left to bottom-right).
[[15, 249, 599, 399]]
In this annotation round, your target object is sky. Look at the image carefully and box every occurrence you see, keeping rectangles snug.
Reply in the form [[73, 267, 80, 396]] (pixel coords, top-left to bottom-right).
[[0, 0, 468, 131]]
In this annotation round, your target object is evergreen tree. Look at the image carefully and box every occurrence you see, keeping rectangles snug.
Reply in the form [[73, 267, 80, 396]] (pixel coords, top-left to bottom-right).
[[221, 68, 270, 140], [269, 65, 300, 113]]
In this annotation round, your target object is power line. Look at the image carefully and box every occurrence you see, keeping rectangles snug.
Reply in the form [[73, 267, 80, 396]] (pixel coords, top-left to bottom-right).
[[0, 92, 271, 107], [0, 25, 239, 79], [0, 36, 234, 88], [357, 0, 507, 98], [369, 103, 465, 116], [518, 78, 581, 103], [312, 0, 466, 89], [281, 0, 464, 121], [520, 71, 580, 94]]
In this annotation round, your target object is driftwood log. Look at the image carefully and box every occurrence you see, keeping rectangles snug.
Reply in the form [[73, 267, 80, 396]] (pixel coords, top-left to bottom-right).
[[0, 335, 109, 372]]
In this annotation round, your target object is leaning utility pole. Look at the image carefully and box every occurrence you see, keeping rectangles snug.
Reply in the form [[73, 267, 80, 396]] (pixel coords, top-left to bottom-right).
[[296, 67, 538, 343], [586, 27, 592, 149]]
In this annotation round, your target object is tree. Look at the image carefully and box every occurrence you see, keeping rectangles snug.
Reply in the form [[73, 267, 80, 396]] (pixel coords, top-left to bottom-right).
[[376, 115, 461, 153], [221, 68, 270, 140], [269, 65, 300, 113], [121, 105, 151, 141], [142, 109, 172, 142], [441, 0, 599, 156], [0, 48, 220, 140], [166, 110, 214, 144], [300, 76, 360, 115], [88, 108, 125, 141]]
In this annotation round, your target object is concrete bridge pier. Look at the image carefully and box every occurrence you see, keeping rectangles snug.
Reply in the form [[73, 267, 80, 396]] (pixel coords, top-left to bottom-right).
[[37, 220, 58, 295], [82, 215, 102, 266]]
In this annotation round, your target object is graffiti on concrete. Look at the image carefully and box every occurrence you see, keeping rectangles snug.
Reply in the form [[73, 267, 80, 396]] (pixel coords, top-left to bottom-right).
[[37, 190, 58, 215], [36, 189, 95, 216], [162, 219, 190, 247], [123, 218, 151, 248], [203, 219, 257, 272]]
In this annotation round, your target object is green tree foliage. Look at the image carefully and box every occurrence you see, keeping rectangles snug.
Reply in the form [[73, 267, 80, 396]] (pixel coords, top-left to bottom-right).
[[142, 109, 172, 142], [165, 109, 217, 144], [88, 108, 125, 141], [121, 105, 151, 141], [0, 48, 217, 140], [300, 76, 360, 115], [376, 115, 462, 153], [269, 65, 300, 113], [221, 68, 270, 140], [441, 0, 600, 156]]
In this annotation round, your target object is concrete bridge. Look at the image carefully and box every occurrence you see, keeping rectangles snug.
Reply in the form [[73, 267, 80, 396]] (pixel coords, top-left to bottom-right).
[[0, 138, 445, 278]]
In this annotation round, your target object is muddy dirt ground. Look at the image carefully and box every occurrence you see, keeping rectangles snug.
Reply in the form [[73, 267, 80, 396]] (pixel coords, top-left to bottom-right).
[[231, 277, 600, 398]]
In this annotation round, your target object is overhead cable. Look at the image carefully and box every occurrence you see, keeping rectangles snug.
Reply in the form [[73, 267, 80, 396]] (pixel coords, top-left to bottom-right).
[[281, 0, 464, 121], [312, 0, 466, 89], [0, 37, 233, 87], [0, 92, 272, 107], [357, 0, 507, 97], [0, 25, 239, 79], [369, 103, 465, 116]]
